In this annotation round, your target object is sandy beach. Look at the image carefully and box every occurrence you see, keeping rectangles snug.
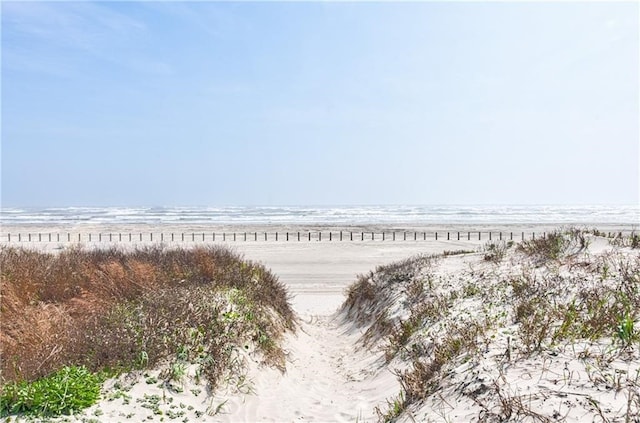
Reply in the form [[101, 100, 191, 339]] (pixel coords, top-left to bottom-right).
[[1, 224, 638, 422]]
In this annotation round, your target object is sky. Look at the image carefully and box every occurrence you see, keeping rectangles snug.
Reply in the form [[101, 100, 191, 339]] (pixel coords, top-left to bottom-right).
[[1, 1, 638, 207]]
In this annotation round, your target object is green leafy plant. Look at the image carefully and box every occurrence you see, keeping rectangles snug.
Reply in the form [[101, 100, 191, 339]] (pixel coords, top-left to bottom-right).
[[0, 366, 103, 417], [617, 314, 636, 346]]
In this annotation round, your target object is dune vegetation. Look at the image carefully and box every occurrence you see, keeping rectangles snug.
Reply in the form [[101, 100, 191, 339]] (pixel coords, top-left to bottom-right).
[[342, 228, 640, 422], [0, 245, 295, 418]]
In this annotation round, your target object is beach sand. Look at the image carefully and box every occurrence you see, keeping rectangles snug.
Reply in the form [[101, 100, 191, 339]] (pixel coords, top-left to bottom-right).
[[1, 223, 638, 422]]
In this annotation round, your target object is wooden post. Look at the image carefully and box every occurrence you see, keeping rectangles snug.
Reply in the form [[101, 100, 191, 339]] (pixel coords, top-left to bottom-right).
[[329, 232, 332, 241], [7, 234, 10, 242], [340, 231, 343, 241], [88, 234, 91, 242], [435, 232, 438, 240], [404, 232, 407, 241], [457, 232, 460, 241], [203, 233, 205, 241], [213, 233, 216, 241], [383, 232, 385, 241], [350, 232, 353, 241], [533, 233, 535, 240], [468, 232, 470, 240], [223, 233, 226, 241], [447, 232, 450, 241], [171, 233, 174, 242], [522, 232, 524, 241], [298, 232, 300, 241], [489, 232, 492, 241], [393, 232, 395, 241], [499, 232, 502, 240], [18, 234, 21, 242], [287, 232, 289, 241], [49, 233, 52, 242], [510, 232, 513, 240], [478, 232, 481, 241], [424, 232, 426, 240], [319, 232, 321, 241], [244, 232, 247, 241], [69, 233, 71, 242], [361, 232, 364, 241], [233, 233, 236, 241], [140, 233, 143, 241], [181, 233, 184, 242], [192, 233, 195, 241], [57, 234, 60, 242], [255, 232, 258, 241], [150, 233, 152, 242], [38, 233, 41, 242], [371, 232, 374, 240], [276, 232, 278, 241], [265, 232, 267, 241], [309, 232, 311, 241], [109, 233, 112, 242]]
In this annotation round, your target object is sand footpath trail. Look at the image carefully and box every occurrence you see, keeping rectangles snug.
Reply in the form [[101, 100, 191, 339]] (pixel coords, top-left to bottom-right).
[[219, 312, 398, 422]]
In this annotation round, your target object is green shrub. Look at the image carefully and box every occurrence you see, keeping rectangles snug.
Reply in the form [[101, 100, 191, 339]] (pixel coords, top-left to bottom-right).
[[0, 366, 103, 417]]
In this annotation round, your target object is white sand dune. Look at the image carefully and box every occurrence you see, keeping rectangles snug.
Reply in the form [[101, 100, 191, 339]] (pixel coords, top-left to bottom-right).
[[2, 225, 638, 422]]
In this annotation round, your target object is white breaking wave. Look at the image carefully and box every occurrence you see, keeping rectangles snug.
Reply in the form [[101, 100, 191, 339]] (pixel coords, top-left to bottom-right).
[[0, 205, 638, 225]]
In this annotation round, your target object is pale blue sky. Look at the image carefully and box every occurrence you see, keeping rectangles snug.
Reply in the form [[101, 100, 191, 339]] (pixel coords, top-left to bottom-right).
[[1, 1, 638, 207]]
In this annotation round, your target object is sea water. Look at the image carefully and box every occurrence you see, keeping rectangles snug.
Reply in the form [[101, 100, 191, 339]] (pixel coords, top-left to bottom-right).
[[0, 205, 638, 226]]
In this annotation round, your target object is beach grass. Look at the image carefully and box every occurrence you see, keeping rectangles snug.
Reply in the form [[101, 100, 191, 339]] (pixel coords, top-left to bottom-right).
[[0, 245, 295, 418]]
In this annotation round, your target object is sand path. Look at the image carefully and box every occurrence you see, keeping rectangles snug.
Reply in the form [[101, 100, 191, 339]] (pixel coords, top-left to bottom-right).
[[220, 312, 395, 422]]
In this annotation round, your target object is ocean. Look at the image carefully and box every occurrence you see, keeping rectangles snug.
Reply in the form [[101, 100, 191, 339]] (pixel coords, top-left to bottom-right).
[[0, 205, 638, 226]]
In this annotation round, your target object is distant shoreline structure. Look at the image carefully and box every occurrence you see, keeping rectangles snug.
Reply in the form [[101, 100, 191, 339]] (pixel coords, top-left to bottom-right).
[[1, 205, 638, 226]]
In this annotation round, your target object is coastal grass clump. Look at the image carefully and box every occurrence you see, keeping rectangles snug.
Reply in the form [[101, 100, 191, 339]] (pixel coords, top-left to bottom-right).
[[0, 245, 295, 418], [517, 227, 590, 263]]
